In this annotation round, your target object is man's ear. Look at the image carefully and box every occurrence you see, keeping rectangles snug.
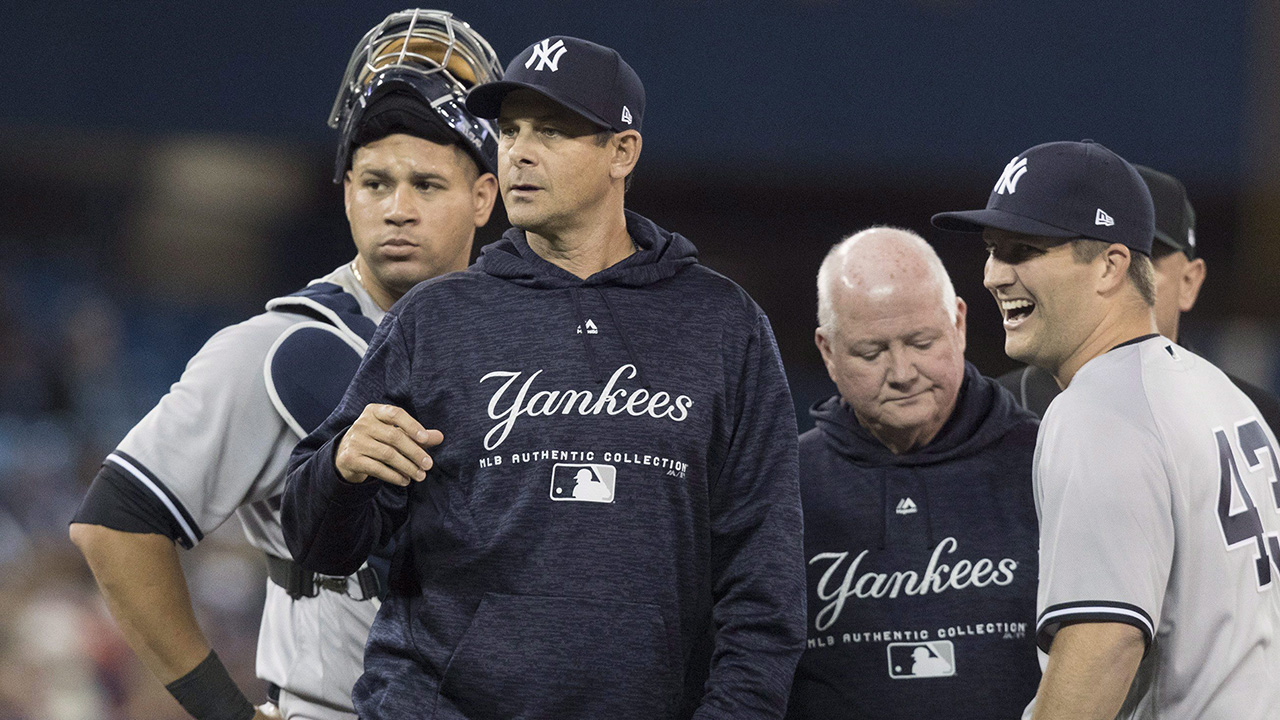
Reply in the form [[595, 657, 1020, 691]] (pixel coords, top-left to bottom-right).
[[815, 326, 831, 362], [610, 130, 642, 181], [343, 171, 354, 218], [815, 326, 839, 376], [1178, 257, 1207, 313], [471, 172, 499, 227], [1098, 243, 1133, 295]]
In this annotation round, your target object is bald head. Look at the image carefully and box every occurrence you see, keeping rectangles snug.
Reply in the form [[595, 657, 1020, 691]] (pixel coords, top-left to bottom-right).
[[817, 227, 958, 333], [813, 226, 968, 455]]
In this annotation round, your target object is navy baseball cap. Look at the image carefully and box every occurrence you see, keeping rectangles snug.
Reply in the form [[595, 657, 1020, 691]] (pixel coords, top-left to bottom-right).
[[1134, 164, 1196, 259], [931, 140, 1156, 255], [465, 36, 644, 133]]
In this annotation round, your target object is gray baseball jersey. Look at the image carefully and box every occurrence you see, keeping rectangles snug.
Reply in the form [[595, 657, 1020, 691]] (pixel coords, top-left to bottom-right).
[[107, 264, 384, 719], [1033, 336, 1280, 719]]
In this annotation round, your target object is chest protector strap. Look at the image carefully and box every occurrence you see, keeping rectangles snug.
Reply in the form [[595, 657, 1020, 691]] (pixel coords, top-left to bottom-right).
[[263, 283, 378, 438]]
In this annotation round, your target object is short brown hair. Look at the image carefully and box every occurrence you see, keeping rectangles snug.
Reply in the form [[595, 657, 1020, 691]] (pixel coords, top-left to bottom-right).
[[1070, 239, 1155, 306]]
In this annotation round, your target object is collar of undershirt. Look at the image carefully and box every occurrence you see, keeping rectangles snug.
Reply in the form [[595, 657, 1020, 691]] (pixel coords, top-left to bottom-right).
[[1109, 333, 1162, 352]]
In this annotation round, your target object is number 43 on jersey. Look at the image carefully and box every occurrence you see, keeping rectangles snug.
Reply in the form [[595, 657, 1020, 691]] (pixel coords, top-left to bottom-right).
[[1216, 418, 1280, 591]]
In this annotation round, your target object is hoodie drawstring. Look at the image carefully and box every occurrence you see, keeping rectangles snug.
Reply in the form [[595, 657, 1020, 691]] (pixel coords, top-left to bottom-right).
[[597, 288, 649, 390], [878, 472, 888, 551], [920, 477, 935, 549], [570, 288, 605, 384]]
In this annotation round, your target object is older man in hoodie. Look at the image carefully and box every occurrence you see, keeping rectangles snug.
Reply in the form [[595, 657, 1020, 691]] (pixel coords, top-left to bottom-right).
[[786, 227, 1040, 720]]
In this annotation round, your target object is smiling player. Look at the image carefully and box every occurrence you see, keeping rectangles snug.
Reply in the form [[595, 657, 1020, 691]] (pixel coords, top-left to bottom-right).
[[933, 140, 1280, 720]]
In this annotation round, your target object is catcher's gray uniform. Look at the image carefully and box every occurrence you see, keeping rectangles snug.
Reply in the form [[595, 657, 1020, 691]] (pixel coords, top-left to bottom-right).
[[105, 263, 383, 720], [1032, 335, 1280, 718]]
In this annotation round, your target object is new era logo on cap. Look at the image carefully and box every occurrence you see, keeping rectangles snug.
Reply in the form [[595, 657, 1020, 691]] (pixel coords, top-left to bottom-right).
[[621, 106, 633, 125], [1096, 209, 1115, 226]]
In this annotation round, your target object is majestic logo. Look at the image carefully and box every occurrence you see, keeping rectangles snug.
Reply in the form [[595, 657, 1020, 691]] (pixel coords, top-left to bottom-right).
[[576, 319, 599, 335], [895, 498, 918, 515], [993, 156, 1028, 195], [526, 38, 568, 72], [621, 106, 633, 125], [550, 463, 616, 503], [480, 364, 695, 450], [887, 642, 955, 679], [809, 537, 1019, 631], [1095, 208, 1115, 226]]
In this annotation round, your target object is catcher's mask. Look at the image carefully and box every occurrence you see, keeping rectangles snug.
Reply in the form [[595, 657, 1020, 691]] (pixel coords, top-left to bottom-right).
[[330, 9, 501, 183]]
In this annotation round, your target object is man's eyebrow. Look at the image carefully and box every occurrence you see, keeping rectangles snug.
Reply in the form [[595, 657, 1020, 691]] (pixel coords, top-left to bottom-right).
[[356, 168, 393, 181], [499, 109, 594, 129], [850, 339, 888, 349], [498, 109, 559, 122], [408, 170, 448, 183], [355, 169, 448, 183]]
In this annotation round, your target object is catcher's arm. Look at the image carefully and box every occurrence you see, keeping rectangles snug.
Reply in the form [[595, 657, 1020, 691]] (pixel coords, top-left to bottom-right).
[[70, 523, 272, 719]]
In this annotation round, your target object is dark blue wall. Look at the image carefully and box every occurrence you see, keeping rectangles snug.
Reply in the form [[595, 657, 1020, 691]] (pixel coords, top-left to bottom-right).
[[2, 1, 1252, 184]]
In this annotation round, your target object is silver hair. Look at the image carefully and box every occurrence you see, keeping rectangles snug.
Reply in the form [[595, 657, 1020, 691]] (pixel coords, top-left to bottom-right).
[[816, 226, 957, 332]]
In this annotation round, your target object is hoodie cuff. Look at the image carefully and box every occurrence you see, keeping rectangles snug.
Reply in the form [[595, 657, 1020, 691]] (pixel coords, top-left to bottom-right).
[[319, 428, 383, 506]]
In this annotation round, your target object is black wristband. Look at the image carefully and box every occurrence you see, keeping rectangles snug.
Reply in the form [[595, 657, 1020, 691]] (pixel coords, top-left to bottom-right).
[[164, 651, 255, 720]]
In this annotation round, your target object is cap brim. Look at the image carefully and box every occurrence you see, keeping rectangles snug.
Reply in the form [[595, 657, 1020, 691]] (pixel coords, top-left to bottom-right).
[[1151, 230, 1184, 252], [930, 208, 1080, 238], [465, 81, 612, 130]]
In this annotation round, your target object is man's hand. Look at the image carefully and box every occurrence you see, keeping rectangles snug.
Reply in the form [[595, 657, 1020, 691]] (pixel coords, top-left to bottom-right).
[[335, 404, 443, 486]]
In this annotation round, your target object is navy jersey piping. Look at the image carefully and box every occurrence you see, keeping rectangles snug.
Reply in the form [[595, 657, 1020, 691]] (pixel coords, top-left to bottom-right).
[[103, 450, 204, 548]]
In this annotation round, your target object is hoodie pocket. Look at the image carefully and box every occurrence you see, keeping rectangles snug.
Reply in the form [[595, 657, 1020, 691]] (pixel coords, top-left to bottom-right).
[[437, 592, 677, 719]]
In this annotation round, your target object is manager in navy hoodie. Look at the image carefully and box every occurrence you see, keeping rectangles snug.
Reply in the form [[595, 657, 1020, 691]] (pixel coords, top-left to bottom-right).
[[786, 228, 1040, 719], [282, 36, 806, 720]]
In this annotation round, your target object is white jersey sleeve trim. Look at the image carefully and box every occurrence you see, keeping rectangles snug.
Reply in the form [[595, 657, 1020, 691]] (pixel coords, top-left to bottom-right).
[[104, 451, 202, 548], [1036, 600, 1155, 653], [262, 320, 368, 440]]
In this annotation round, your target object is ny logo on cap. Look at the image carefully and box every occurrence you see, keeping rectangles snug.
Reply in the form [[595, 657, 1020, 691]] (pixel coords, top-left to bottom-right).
[[526, 38, 568, 72], [994, 156, 1028, 195]]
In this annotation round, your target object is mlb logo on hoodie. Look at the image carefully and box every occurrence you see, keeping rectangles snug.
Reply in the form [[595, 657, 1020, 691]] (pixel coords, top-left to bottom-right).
[[887, 641, 956, 679], [550, 463, 616, 503]]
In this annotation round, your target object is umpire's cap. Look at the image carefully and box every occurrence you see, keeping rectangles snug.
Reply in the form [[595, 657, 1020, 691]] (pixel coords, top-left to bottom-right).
[[1134, 164, 1196, 259]]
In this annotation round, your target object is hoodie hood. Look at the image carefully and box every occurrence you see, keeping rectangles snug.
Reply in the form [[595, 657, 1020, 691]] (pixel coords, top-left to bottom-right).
[[801, 360, 1039, 554], [811, 361, 1026, 467], [471, 209, 700, 388], [473, 209, 699, 289]]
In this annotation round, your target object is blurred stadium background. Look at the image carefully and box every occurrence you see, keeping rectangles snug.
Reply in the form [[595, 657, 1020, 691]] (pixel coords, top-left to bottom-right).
[[2, 1, 1278, 717]]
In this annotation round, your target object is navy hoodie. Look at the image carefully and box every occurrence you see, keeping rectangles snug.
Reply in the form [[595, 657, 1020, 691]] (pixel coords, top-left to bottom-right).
[[787, 364, 1040, 719], [282, 211, 806, 720]]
